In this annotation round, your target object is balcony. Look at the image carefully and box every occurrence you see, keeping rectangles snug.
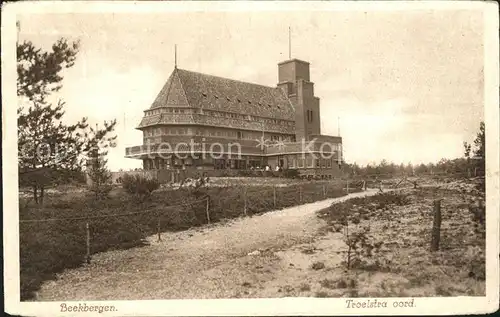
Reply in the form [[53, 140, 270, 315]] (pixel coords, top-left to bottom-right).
[[126, 137, 342, 160]]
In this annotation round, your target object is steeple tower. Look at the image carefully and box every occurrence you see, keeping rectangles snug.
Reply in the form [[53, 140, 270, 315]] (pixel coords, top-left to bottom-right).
[[277, 29, 320, 141]]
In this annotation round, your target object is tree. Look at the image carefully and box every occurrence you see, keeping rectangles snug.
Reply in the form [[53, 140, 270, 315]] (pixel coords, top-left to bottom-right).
[[17, 38, 79, 103], [464, 141, 472, 160], [464, 121, 485, 174], [86, 123, 117, 200], [18, 100, 88, 203], [17, 37, 117, 204], [473, 122, 485, 171]]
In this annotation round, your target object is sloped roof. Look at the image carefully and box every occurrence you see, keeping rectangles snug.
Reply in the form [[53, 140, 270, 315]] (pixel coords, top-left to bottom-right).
[[149, 68, 295, 120], [150, 68, 190, 108]]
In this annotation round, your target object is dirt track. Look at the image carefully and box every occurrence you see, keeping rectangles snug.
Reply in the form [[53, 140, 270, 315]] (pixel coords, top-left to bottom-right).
[[35, 189, 381, 301]]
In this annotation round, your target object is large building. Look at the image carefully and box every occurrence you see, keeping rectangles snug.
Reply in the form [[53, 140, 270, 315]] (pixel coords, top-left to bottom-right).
[[125, 57, 344, 178]]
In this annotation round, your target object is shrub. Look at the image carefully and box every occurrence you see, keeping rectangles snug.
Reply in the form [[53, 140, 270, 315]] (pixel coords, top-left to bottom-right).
[[299, 283, 311, 291], [283, 169, 299, 179], [311, 261, 325, 270], [319, 279, 336, 289], [468, 200, 485, 238], [121, 174, 160, 201]]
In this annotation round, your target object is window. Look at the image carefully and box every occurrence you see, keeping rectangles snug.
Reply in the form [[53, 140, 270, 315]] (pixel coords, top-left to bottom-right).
[[307, 157, 313, 168], [316, 159, 320, 168], [307, 110, 314, 123], [298, 158, 305, 168], [237, 131, 243, 139], [327, 158, 332, 168]]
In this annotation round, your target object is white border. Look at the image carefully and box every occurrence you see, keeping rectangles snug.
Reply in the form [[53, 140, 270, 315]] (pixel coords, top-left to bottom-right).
[[3, 1, 499, 316]]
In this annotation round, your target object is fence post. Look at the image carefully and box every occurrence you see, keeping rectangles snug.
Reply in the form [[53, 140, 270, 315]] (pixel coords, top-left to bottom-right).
[[322, 184, 326, 198], [346, 179, 349, 194], [474, 167, 477, 177], [299, 186, 303, 203], [206, 197, 210, 224], [244, 187, 248, 216], [362, 180, 366, 191], [430, 199, 442, 252], [157, 215, 162, 242], [85, 222, 91, 264], [273, 186, 276, 208]]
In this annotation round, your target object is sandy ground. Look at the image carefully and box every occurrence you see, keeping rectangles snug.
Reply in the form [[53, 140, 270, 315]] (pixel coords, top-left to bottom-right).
[[35, 189, 381, 301]]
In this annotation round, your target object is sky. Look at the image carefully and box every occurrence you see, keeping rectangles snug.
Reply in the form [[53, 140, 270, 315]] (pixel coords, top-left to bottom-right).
[[17, 9, 485, 171]]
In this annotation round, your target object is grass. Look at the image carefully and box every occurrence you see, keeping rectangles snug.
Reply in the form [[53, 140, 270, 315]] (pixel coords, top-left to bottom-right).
[[19, 179, 351, 300], [319, 279, 337, 289], [315, 179, 486, 297], [298, 283, 311, 292]]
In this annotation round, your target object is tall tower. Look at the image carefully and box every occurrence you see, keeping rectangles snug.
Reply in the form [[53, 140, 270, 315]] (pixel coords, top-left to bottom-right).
[[277, 59, 321, 141]]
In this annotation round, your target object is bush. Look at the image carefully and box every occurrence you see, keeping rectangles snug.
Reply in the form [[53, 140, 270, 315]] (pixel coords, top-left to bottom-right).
[[121, 174, 160, 201], [283, 169, 299, 179]]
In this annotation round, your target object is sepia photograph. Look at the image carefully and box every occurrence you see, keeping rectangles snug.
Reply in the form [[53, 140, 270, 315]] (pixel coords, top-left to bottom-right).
[[3, 1, 499, 316]]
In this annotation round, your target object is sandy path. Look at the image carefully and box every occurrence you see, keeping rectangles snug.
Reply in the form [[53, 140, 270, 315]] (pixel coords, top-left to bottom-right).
[[36, 189, 380, 301]]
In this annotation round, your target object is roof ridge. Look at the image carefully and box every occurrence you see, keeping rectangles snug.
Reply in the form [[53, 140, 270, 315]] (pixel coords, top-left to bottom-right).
[[174, 68, 192, 108], [163, 68, 176, 104], [176, 68, 280, 91]]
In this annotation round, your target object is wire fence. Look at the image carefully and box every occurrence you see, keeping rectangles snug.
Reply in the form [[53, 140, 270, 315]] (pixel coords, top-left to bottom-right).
[[18, 172, 485, 300]]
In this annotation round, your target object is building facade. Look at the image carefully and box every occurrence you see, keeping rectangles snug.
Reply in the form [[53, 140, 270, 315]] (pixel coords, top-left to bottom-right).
[[125, 58, 343, 178]]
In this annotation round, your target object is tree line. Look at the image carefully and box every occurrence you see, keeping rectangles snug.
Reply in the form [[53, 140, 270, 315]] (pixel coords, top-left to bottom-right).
[[342, 122, 485, 178]]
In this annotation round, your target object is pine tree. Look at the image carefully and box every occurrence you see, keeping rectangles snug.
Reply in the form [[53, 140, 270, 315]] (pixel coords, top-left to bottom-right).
[[86, 123, 117, 200], [18, 100, 88, 203], [17, 35, 117, 204], [464, 121, 485, 174]]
